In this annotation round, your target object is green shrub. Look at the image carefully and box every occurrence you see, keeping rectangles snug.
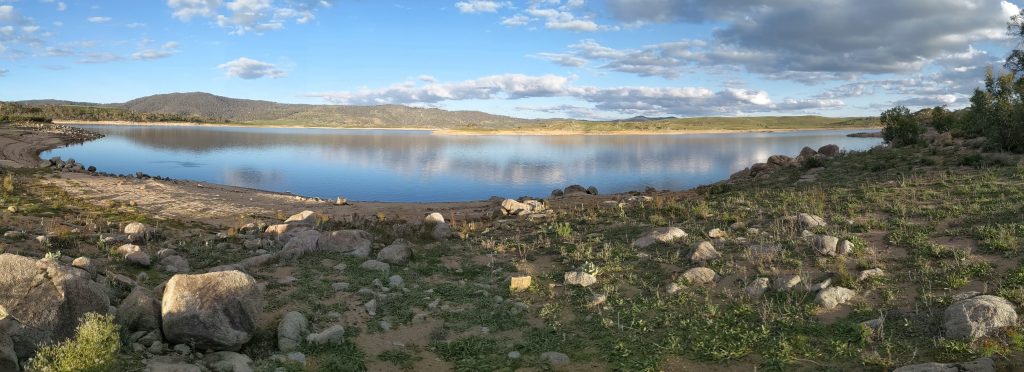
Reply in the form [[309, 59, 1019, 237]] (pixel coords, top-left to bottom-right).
[[880, 106, 925, 147], [27, 313, 120, 372]]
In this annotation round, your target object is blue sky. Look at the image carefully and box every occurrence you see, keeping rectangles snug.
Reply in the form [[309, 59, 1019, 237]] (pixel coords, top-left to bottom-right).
[[0, 0, 1022, 119]]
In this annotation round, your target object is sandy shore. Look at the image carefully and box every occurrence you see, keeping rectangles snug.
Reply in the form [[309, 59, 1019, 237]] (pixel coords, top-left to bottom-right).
[[54, 120, 880, 136], [1, 124, 627, 226]]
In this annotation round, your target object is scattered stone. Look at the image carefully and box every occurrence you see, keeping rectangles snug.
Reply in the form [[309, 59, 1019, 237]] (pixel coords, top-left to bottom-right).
[[0, 253, 110, 358], [838, 240, 855, 255], [173, 343, 191, 355], [2, 231, 23, 239], [331, 282, 350, 291], [144, 359, 202, 372], [500, 199, 533, 216], [284, 210, 322, 226], [388, 275, 404, 287], [160, 255, 191, 273], [71, 256, 96, 274], [204, 351, 255, 372], [564, 271, 597, 287], [774, 274, 802, 291], [365, 299, 377, 316], [377, 240, 412, 265], [264, 224, 290, 236], [277, 312, 309, 353], [424, 212, 445, 224], [892, 358, 994, 372], [161, 270, 262, 351], [279, 230, 320, 260], [810, 278, 832, 292], [811, 235, 840, 257], [541, 351, 571, 366], [335, 197, 348, 206], [510, 275, 532, 292], [431, 222, 454, 240], [944, 295, 1018, 340], [799, 146, 818, 158], [681, 267, 718, 285], [124, 222, 152, 241], [632, 227, 687, 248], [707, 228, 727, 238], [589, 294, 608, 307], [126, 250, 153, 267], [688, 241, 721, 263], [508, 351, 521, 359], [858, 268, 885, 281], [318, 230, 372, 257], [286, 352, 307, 365], [816, 287, 856, 309], [745, 277, 770, 297], [861, 318, 884, 330], [277, 276, 298, 285], [586, 186, 599, 195], [767, 155, 793, 166], [796, 213, 827, 229]]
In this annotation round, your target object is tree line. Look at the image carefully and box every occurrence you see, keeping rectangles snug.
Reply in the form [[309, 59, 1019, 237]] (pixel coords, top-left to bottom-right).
[[0, 102, 221, 124], [881, 10, 1024, 153]]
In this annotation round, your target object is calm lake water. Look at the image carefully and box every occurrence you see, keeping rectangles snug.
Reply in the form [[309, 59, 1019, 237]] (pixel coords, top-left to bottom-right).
[[41, 125, 882, 202]]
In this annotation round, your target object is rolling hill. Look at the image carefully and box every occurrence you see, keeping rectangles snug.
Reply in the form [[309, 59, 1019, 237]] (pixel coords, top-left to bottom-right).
[[9, 92, 881, 131]]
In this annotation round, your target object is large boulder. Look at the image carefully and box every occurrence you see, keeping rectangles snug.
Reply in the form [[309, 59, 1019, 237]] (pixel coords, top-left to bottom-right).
[[0, 254, 110, 358], [377, 239, 412, 265], [818, 144, 840, 157], [632, 227, 687, 248], [500, 199, 532, 216], [944, 295, 1017, 340], [161, 271, 262, 351], [893, 358, 994, 372], [116, 286, 162, 335], [431, 222, 454, 240], [277, 311, 308, 353], [563, 185, 588, 195], [318, 230, 372, 257], [278, 230, 321, 260]]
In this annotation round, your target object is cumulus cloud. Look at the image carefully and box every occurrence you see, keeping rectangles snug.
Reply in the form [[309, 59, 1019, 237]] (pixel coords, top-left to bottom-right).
[[218, 57, 287, 79], [168, 0, 333, 34], [532, 52, 587, 67], [455, 1, 509, 13], [304, 74, 844, 116], [604, 0, 1017, 75], [132, 41, 180, 60], [87, 16, 111, 23]]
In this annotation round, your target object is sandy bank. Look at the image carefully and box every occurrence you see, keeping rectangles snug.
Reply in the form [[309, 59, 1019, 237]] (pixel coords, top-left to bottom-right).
[[53, 120, 880, 136]]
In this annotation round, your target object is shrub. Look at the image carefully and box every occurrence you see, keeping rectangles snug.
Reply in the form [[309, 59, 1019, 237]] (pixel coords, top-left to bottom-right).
[[27, 313, 120, 372], [880, 106, 925, 147]]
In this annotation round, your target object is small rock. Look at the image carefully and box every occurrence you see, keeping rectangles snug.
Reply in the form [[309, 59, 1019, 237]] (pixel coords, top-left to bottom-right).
[[632, 227, 687, 248], [277, 312, 309, 353], [173, 343, 191, 355], [331, 282, 350, 291], [204, 351, 254, 372], [388, 275, 404, 287], [837, 240, 854, 255], [424, 212, 445, 224], [688, 241, 721, 263], [306, 325, 345, 345], [796, 213, 827, 229], [431, 222, 454, 240], [564, 271, 597, 287], [508, 351, 521, 359], [377, 239, 412, 265], [816, 287, 855, 309], [286, 352, 307, 365], [541, 351, 571, 366], [509, 275, 532, 292], [360, 260, 391, 273], [365, 299, 377, 316], [707, 228, 727, 238], [774, 274, 802, 291], [681, 267, 718, 285], [71, 256, 96, 274], [745, 277, 769, 297], [125, 251, 152, 267], [811, 235, 839, 256], [810, 278, 832, 292], [858, 268, 885, 281]]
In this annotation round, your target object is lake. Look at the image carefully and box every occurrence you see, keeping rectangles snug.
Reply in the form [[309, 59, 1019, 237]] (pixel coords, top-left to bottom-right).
[[41, 125, 882, 202]]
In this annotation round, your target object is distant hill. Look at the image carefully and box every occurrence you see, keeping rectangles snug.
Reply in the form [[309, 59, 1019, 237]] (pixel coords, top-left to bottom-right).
[[10, 92, 881, 131], [119, 92, 531, 128]]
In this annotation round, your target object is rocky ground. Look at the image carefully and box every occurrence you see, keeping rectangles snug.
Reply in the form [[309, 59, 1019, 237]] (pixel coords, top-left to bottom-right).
[[0, 124, 1022, 371]]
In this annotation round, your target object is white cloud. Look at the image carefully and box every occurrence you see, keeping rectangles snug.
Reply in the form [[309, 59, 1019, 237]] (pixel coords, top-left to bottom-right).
[[218, 57, 286, 79], [304, 73, 844, 116], [126, 22, 147, 28], [78, 52, 122, 64], [87, 16, 112, 23], [0, 68, 7, 77], [533, 52, 587, 67], [500, 14, 531, 26], [168, 0, 333, 34], [56, 2, 66, 11], [455, 0, 509, 13], [132, 41, 180, 60]]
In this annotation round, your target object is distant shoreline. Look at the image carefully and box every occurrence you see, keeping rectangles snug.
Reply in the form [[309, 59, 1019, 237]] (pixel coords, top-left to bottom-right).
[[53, 120, 881, 136]]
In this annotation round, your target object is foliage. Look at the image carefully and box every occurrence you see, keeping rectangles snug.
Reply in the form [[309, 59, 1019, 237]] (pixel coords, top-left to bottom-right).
[[958, 68, 1024, 152], [880, 105, 925, 147], [27, 313, 120, 372]]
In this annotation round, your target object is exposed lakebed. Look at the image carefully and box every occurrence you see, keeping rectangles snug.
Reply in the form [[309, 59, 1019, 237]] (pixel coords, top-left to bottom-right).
[[41, 125, 882, 202]]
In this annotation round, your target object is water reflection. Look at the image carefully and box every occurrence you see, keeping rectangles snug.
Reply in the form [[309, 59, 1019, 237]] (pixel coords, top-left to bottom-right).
[[41, 125, 882, 202]]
